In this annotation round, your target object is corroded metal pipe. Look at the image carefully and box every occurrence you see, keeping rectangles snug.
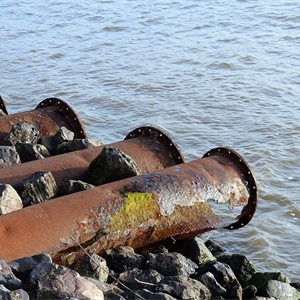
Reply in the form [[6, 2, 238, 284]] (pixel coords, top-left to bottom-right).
[[0, 97, 86, 141], [0, 126, 184, 186], [0, 147, 257, 264]]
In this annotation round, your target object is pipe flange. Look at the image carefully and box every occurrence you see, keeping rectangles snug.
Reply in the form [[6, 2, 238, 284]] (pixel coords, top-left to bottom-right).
[[36, 97, 87, 138], [125, 126, 185, 164], [203, 147, 257, 229], [0, 95, 8, 115]]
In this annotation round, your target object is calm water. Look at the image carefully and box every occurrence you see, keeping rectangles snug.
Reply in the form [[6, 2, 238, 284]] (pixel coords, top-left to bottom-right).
[[1, 0, 299, 281]]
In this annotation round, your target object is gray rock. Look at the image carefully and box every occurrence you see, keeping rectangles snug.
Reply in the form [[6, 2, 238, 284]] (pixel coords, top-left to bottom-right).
[[118, 268, 164, 291], [38, 136, 57, 154], [266, 280, 300, 300], [243, 285, 258, 299], [56, 180, 95, 197], [0, 184, 23, 215], [39, 126, 74, 155], [155, 275, 211, 300], [87, 147, 139, 185], [13, 171, 57, 206], [9, 253, 52, 280], [72, 253, 109, 283], [10, 289, 30, 300], [170, 236, 216, 265], [53, 126, 75, 144], [0, 146, 21, 168], [56, 139, 102, 154], [144, 252, 198, 277], [205, 239, 226, 255], [85, 277, 124, 295], [247, 271, 290, 296], [196, 271, 226, 298], [104, 246, 145, 273], [3, 122, 40, 146], [0, 284, 10, 300], [218, 253, 257, 286], [135, 289, 177, 300], [15, 143, 50, 162], [0, 259, 22, 290], [30, 262, 104, 299], [206, 261, 242, 299]]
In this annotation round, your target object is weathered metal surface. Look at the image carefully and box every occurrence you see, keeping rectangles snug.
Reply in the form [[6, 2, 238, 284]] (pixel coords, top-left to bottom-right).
[[0, 126, 184, 187], [0, 97, 86, 141], [0, 147, 257, 264], [0, 95, 8, 115]]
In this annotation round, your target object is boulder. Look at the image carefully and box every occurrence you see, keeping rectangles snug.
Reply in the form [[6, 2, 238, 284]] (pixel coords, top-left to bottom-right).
[[87, 147, 139, 185], [56, 138, 102, 154], [0, 259, 22, 290], [118, 268, 164, 291], [218, 253, 257, 286], [3, 122, 40, 146], [196, 271, 227, 298], [0, 285, 10, 300], [104, 246, 145, 274], [205, 261, 242, 299], [56, 180, 95, 197], [30, 262, 104, 299], [205, 239, 226, 256], [0, 184, 23, 215], [247, 271, 290, 296], [15, 143, 50, 162], [144, 252, 198, 277], [266, 280, 300, 300], [72, 253, 109, 283], [53, 126, 74, 144], [0, 146, 21, 168], [8, 253, 52, 282], [170, 236, 216, 266], [155, 275, 211, 300], [13, 171, 57, 206], [9, 289, 30, 300], [242, 285, 258, 299], [39, 126, 74, 154]]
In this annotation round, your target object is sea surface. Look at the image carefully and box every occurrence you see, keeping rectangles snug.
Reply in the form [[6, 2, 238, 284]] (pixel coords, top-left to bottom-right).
[[1, 0, 299, 281]]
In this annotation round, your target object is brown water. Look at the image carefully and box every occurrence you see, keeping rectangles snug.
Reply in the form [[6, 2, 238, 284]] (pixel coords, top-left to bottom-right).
[[1, 0, 299, 281]]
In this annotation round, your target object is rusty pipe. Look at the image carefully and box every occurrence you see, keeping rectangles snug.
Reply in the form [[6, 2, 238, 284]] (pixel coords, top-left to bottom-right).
[[0, 126, 184, 186], [0, 147, 257, 264], [0, 97, 86, 141]]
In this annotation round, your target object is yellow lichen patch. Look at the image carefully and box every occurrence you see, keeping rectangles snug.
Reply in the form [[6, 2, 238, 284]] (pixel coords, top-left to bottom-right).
[[109, 192, 161, 232]]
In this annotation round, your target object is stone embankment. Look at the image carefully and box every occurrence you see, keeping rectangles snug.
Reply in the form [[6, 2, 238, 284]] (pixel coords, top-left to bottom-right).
[[0, 237, 299, 299], [0, 122, 299, 299]]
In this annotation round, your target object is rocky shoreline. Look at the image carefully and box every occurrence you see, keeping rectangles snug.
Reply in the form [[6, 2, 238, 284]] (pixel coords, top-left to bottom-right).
[[0, 235, 299, 299], [0, 122, 299, 299]]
